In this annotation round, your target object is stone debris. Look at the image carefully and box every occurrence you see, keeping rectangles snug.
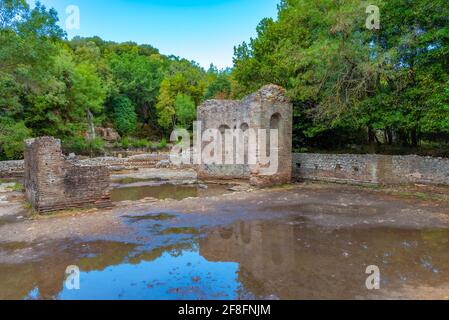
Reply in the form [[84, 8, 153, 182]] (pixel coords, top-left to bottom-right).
[[0, 195, 7, 204]]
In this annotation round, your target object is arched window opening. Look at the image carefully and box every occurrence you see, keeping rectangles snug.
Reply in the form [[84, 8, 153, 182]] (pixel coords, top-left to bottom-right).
[[267, 113, 282, 157]]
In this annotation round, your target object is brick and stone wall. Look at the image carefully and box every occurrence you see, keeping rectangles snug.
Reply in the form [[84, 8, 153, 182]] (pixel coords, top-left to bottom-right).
[[81, 153, 169, 171], [0, 153, 171, 179], [293, 153, 449, 186], [24, 137, 111, 213], [0, 161, 24, 179], [197, 84, 293, 187]]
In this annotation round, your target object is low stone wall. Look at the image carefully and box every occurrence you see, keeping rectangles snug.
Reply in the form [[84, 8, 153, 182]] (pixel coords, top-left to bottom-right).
[[0, 153, 171, 179], [0, 161, 24, 179], [81, 153, 169, 171], [4, 151, 449, 186], [293, 153, 449, 186]]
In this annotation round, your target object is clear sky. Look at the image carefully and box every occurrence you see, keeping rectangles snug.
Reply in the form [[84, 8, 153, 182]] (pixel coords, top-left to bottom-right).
[[30, 0, 279, 69]]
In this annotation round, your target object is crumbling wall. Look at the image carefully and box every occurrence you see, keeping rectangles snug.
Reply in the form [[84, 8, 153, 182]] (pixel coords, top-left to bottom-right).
[[197, 84, 293, 187], [24, 137, 111, 213], [0, 153, 172, 179], [293, 153, 449, 186], [0, 161, 24, 179]]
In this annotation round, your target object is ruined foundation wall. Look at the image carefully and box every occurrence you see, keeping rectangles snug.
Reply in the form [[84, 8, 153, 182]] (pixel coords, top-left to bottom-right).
[[292, 153, 449, 186], [0, 161, 24, 179], [0, 153, 171, 179], [24, 137, 111, 213]]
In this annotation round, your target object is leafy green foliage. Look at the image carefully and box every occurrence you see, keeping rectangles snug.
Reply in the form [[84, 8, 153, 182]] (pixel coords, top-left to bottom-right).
[[233, 0, 449, 151], [131, 138, 150, 149], [174, 93, 196, 128], [158, 138, 168, 150], [110, 95, 137, 137], [156, 59, 207, 130], [205, 67, 233, 99], [1, 0, 448, 159], [0, 117, 31, 160], [0, 0, 215, 159]]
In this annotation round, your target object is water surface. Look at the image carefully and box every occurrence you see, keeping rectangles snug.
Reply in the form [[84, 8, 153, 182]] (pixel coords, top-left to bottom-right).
[[1, 215, 448, 300]]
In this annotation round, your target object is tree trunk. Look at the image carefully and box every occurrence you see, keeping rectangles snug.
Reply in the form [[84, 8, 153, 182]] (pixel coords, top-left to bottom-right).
[[368, 126, 376, 153], [411, 128, 418, 147], [87, 109, 96, 140]]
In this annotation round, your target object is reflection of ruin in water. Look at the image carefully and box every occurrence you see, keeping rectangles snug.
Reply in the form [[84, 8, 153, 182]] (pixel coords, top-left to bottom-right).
[[1, 217, 449, 300], [200, 219, 449, 300]]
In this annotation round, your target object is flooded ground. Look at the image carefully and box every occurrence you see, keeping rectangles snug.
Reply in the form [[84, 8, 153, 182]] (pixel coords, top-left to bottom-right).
[[111, 183, 232, 202], [0, 182, 448, 300]]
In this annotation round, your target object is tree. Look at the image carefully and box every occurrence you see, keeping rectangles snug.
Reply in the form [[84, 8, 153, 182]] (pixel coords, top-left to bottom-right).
[[107, 51, 164, 126], [156, 78, 176, 130], [205, 72, 232, 100], [156, 59, 207, 130], [232, 0, 449, 151], [174, 94, 196, 128], [0, 117, 31, 159], [110, 95, 137, 137], [0, 1, 216, 158]]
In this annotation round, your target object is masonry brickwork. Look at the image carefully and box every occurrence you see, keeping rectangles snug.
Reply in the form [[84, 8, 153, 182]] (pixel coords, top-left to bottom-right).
[[0, 160, 24, 179], [197, 84, 293, 187], [24, 137, 111, 213], [293, 153, 449, 186]]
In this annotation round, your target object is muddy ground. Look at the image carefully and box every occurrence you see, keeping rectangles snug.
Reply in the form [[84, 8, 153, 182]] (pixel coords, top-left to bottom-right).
[[0, 180, 449, 300]]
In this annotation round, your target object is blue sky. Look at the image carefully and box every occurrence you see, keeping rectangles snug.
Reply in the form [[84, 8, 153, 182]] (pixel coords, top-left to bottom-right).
[[30, 0, 279, 69]]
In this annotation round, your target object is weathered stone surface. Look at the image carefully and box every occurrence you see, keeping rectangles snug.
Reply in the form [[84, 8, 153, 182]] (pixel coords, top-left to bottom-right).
[[0, 153, 171, 178], [24, 137, 111, 213], [197, 84, 293, 187], [293, 153, 449, 186], [95, 127, 121, 142], [80, 153, 169, 171], [0, 161, 24, 179]]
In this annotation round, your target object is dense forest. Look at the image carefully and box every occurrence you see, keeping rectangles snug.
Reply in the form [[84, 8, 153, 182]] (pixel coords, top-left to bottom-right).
[[1, 0, 448, 160], [233, 0, 449, 155], [0, 0, 234, 159]]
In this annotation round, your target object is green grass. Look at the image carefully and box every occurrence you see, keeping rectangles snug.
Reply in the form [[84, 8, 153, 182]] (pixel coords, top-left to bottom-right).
[[0, 242, 30, 251], [159, 227, 200, 235], [124, 213, 177, 222], [3, 182, 24, 192], [388, 191, 449, 203], [113, 177, 152, 184]]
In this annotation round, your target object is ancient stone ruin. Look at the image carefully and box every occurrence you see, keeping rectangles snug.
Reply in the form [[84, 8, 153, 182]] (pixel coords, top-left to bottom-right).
[[197, 84, 293, 187], [24, 137, 111, 213]]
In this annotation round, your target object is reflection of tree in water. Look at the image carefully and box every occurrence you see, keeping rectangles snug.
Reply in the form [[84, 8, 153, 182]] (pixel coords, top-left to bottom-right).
[[0, 240, 194, 300], [200, 219, 449, 299]]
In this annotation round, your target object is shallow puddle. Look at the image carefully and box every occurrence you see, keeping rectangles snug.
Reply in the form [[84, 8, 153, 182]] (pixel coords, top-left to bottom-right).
[[111, 184, 232, 202], [1, 215, 449, 300]]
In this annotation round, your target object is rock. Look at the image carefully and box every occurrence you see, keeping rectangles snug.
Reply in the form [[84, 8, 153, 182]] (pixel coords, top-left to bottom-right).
[[0, 195, 7, 204], [198, 184, 208, 189], [0, 183, 16, 193], [96, 127, 120, 142], [156, 160, 171, 169]]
